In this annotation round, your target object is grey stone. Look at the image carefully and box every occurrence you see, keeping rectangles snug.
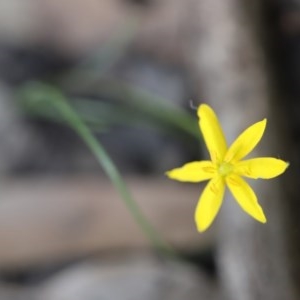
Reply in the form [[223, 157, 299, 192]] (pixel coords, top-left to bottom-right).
[[39, 255, 217, 300]]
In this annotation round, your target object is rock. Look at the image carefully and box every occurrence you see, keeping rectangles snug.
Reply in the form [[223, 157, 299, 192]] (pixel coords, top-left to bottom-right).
[[0, 0, 195, 61], [0, 283, 34, 300], [39, 254, 217, 300], [0, 177, 214, 269], [0, 83, 45, 174]]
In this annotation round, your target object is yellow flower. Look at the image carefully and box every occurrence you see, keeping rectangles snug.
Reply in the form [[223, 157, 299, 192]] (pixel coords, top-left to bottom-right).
[[166, 104, 289, 232]]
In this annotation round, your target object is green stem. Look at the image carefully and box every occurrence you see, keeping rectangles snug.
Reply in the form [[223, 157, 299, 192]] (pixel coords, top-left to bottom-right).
[[21, 83, 176, 257]]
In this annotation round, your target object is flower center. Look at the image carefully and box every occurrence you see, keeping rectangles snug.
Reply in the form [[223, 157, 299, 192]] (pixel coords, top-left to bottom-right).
[[218, 162, 233, 176]]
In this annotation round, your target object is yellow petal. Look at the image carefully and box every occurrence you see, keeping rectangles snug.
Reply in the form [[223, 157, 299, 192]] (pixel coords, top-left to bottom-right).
[[198, 104, 227, 163], [225, 119, 267, 163], [166, 161, 216, 182], [235, 157, 289, 179], [226, 174, 266, 223], [195, 176, 225, 232]]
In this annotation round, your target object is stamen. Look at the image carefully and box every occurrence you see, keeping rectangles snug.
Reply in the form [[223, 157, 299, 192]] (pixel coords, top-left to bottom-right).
[[203, 166, 215, 173], [227, 177, 240, 186], [210, 183, 218, 195]]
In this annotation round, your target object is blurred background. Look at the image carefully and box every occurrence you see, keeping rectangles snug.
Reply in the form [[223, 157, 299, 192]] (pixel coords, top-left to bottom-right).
[[0, 0, 299, 299]]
